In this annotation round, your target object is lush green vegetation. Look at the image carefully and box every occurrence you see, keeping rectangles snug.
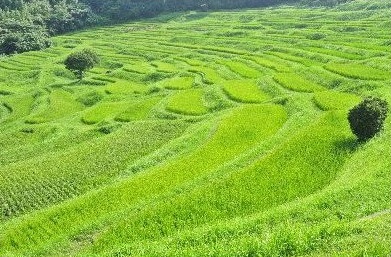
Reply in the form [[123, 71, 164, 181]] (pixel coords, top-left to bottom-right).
[[221, 80, 269, 103], [166, 89, 208, 115], [348, 97, 389, 141], [0, 0, 361, 55], [0, 0, 94, 54], [0, 0, 390, 256]]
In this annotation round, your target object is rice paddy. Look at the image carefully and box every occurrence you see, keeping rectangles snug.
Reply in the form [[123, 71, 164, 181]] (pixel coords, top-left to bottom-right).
[[0, 1, 390, 256]]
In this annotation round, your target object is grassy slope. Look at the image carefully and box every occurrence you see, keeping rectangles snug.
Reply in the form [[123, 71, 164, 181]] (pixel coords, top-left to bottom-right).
[[0, 0, 390, 256]]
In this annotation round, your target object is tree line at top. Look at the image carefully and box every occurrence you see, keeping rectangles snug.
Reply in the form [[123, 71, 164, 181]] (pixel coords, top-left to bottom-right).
[[0, 0, 352, 55]]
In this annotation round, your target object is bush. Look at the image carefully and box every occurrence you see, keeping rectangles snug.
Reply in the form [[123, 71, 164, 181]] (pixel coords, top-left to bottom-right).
[[64, 48, 99, 79], [348, 97, 388, 141]]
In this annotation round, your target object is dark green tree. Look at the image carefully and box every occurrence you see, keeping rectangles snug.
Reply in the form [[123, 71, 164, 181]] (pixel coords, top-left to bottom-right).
[[348, 97, 388, 141], [64, 48, 99, 80], [0, 21, 51, 55]]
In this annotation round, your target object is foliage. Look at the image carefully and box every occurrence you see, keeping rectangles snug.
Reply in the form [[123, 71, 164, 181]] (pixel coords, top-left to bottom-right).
[[0, 21, 51, 55], [0, 0, 94, 54], [0, 2, 390, 256], [64, 48, 100, 79], [348, 97, 389, 141], [0, 0, 357, 55]]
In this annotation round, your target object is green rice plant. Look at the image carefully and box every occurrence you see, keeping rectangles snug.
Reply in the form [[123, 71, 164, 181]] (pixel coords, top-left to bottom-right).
[[0, 89, 13, 95], [25, 90, 84, 124], [0, 105, 287, 255], [274, 73, 326, 92], [0, 128, 101, 166], [166, 89, 208, 115], [220, 60, 261, 79], [175, 57, 204, 66], [143, 72, 171, 83], [105, 115, 391, 257], [115, 97, 163, 122], [87, 111, 351, 251], [324, 63, 390, 80], [104, 80, 149, 94], [81, 79, 108, 86], [314, 90, 361, 110], [89, 67, 109, 75], [0, 104, 9, 121], [0, 120, 189, 221], [77, 91, 104, 107], [189, 66, 226, 85], [1, 94, 35, 122], [123, 62, 155, 74], [82, 101, 129, 124], [91, 76, 117, 83], [5, 59, 38, 69], [267, 51, 314, 66], [304, 47, 364, 60], [151, 61, 178, 73], [0, 125, 58, 157], [306, 32, 327, 40], [0, 62, 29, 72], [0, 3, 390, 257], [249, 56, 290, 72], [221, 79, 269, 103], [159, 76, 194, 90]]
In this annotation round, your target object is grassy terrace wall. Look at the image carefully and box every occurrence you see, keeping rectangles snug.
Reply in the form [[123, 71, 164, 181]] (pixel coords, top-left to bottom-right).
[[0, 1, 390, 256]]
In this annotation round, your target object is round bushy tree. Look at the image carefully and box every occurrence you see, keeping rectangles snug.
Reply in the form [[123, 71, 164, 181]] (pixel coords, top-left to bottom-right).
[[64, 49, 99, 80], [348, 97, 388, 141]]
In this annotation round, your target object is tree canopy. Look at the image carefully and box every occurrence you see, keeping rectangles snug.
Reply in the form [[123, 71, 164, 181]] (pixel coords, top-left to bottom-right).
[[348, 97, 389, 141], [64, 48, 100, 79]]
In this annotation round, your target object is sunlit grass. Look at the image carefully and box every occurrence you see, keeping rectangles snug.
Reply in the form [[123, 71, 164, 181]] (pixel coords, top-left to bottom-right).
[[25, 89, 84, 124], [159, 76, 194, 90], [324, 63, 390, 80], [0, 1, 390, 256], [274, 73, 326, 92], [104, 80, 149, 94], [220, 60, 261, 78], [166, 89, 208, 115], [221, 79, 269, 103], [314, 90, 361, 111], [82, 101, 129, 124], [115, 97, 162, 122]]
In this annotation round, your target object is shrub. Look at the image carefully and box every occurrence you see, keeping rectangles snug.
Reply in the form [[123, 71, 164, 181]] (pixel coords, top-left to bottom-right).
[[64, 48, 99, 80], [348, 97, 388, 141]]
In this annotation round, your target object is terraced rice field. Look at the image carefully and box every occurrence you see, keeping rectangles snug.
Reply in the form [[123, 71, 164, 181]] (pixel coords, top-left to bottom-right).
[[0, 1, 390, 256]]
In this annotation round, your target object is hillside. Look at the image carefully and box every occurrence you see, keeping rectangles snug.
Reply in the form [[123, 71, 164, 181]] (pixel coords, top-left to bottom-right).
[[0, 0, 390, 256], [0, 0, 354, 55]]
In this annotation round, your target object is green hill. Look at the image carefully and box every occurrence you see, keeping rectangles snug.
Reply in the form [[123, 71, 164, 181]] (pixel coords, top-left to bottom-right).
[[0, 0, 390, 256]]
